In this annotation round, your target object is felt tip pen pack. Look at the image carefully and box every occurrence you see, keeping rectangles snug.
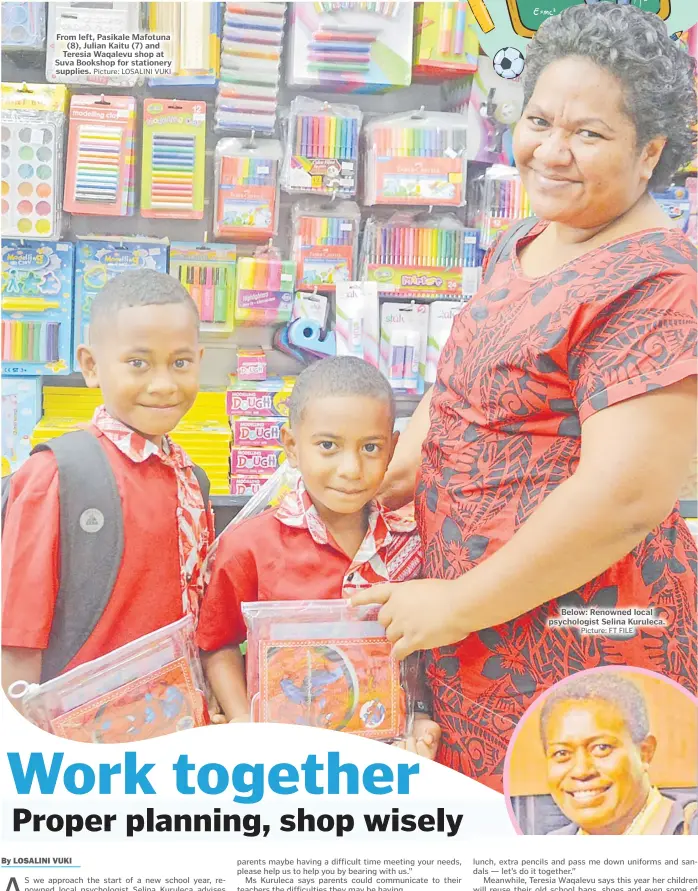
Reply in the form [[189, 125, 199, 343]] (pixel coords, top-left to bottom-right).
[[364, 110, 468, 206], [2, 2, 47, 50], [426, 300, 463, 383], [380, 302, 429, 396], [63, 94, 136, 217], [282, 96, 362, 197], [148, 1, 222, 86], [169, 243, 237, 332], [291, 200, 360, 292], [361, 215, 480, 299], [335, 281, 379, 368], [412, 2, 479, 80], [141, 99, 207, 220], [214, 137, 282, 242], [477, 165, 533, 250], [242, 600, 420, 741], [16, 616, 210, 742], [1, 83, 68, 241], [226, 375, 295, 418], [2, 241, 74, 377], [1, 376, 42, 477], [235, 246, 295, 326], [73, 237, 168, 368]]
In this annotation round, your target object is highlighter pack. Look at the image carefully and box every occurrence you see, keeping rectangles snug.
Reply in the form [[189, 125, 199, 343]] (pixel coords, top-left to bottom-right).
[[234, 247, 295, 326], [169, 243, 237, 332]]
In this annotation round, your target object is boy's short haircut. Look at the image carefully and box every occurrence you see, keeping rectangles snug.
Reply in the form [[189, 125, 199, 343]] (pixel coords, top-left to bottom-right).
[[289, 356, 396, 428], [89, 268, 199, 343]]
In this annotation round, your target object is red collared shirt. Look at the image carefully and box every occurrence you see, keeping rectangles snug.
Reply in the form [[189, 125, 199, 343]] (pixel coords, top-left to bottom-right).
[[2, 407, 213, 672], [197, 480, 423, 651]]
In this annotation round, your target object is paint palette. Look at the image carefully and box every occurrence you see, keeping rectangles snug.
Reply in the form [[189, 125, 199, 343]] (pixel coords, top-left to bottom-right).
[[1, 121, 60, 238], [2, 2, 47, 49]]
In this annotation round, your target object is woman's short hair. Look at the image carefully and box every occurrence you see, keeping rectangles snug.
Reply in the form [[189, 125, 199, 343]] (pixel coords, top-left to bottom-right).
[[539, 671, 651, 747], [523, 3, 697, 189]]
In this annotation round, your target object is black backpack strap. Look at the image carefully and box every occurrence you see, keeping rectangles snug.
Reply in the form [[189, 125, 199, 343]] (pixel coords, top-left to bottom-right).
[[483, 216, 539, 284], [190, 463, 210, 507], [34, 430, 124, 683]]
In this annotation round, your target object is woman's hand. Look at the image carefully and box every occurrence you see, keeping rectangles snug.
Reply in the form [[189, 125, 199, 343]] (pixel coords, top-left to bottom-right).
[[378, 387, 433, 511], [352, 579, 467, 659], [210, 714, 250, 725], [393, 715, 441, 760]]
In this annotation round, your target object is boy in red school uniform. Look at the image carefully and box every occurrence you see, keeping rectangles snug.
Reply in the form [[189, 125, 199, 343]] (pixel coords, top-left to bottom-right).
[[197, 356, 440, 757], [2, 269, 214, 703]]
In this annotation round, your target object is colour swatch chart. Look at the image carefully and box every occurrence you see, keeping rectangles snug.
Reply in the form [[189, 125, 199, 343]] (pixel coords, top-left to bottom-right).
[[1, 120, 60, 238], [214, 142, 281, 241], [284, 99, 361, 196], [292, 210, 358, 291], [169, 243, 237, 329], [363, 221, 480, 298], [365, 115, 468, 206]]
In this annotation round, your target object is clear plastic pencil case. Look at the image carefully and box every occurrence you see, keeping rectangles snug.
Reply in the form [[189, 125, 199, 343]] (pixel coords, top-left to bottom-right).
[[242, 600, 419, 742], [11, 616, 210, 742]]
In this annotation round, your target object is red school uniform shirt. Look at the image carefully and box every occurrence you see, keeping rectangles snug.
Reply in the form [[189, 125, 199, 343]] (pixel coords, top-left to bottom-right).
[[2, 407, 214, 673], [416, 224, 697, 789], [197, 479, 423, 652]]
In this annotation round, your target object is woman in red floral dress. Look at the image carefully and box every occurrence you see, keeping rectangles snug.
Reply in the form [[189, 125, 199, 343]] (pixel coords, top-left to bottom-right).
[[354, 4, 697, 791]]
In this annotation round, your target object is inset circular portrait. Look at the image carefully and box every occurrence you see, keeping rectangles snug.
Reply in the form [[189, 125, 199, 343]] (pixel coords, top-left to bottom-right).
[[504, 667, 697, 836]]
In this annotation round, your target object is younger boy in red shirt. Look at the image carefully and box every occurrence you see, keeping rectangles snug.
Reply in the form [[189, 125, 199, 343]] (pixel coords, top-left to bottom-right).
[[197, 356, 439, 756], [2, 269, 213, 703]]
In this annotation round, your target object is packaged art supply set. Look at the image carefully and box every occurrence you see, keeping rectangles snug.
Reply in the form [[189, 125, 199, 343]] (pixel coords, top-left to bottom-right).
[[2, 240, 75, 376], [412, 1, 479, 79], [476, 165, 532, 250], [291, 200, 360, 291], [1, 83, 68, 240], [380, 301, 429, 396], [243, 600, 420, 741], [170, 243, 237, 331], [16, 617, 210, 743], [1, 376, 42, 476], [2, 2, 47, 50], [214, 137, 282, 241], [235, 247, 295, 326], [335, 281, 379, 367], [148, 1, 222, 85]]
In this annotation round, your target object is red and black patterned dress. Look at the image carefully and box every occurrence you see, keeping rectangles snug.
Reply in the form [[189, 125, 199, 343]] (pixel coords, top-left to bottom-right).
[[416, 224, 697, 791]]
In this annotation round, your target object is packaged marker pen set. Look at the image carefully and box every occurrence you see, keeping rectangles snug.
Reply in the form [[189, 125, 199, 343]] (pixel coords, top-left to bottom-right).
[[73, 237, 168, 367], [235, 246, 296, 326], [412, 1, 479, 80], [16, 617, 210, 742], [335, 281, 379, 368], [216, 2, 287, 134], [360, 215, 480, 299], [243, 600, 419, 742], [1, 83, 68, 241], [380, 302, 429, 396], [148, 2, 222, 86], [291, 200, 361, 292], [141, 99, 207, 220], [426, 300, 463, 383], [2, 241, 75, 377], [214, 137, 282, 242], [364, 110, 468, 206], [2, 2, 47, 50], [476, 165, 533, 250], [63, 94, 136, 217], [46, 1, 142, 87], [282, 97, 362, 197], [1, 377, 42, 476], [169, 243, 237, 332]]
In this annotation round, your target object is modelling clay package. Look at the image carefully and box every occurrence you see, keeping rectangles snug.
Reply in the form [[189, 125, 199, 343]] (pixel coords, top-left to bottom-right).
[[235, 247, 295, 326], [230, 445, 285, 478], [226, 375, 295, 417], [63, 94, 137, 217], [1, 377, 42, 476], [291, 200, 360, 292], [170, 243, 237, 332], [13, 617, 210, 742], [242, 600, 419, 741], [141, 99, 207, 220], [236, 348, 267, 381], [364, 110, 468, 207], [380, 301, 429, 396], [335, 281, 379, 368], [73, 237, 168, 366], [1, 83, 68, 241], [282, 96, 362, 197], [2, 2, 47, 50], [231, 417, 285, 448], [214, 137, 282, 242], [2, 240, 74, 377]]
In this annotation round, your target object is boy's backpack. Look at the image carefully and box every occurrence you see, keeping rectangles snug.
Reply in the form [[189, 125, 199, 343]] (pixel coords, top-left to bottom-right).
[[482, 216, 538, 284], [1, 429, 210, 683]]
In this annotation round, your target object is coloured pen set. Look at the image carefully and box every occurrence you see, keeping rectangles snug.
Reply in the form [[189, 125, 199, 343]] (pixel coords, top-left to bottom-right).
[[170, 244, 237, 330], [283, 97, 362, 196], [235, 248, 296, 326], [413, 2, 479, 79], [313, 2, 399, 15], [2, 240, 74, 376], [365, 111, 468, 206], [478, 165, 533, 249], [214, 137, 282, 241], [64, 94, 136, 216], [141, 99, 206, 220], [292, 200, 360, 291]]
